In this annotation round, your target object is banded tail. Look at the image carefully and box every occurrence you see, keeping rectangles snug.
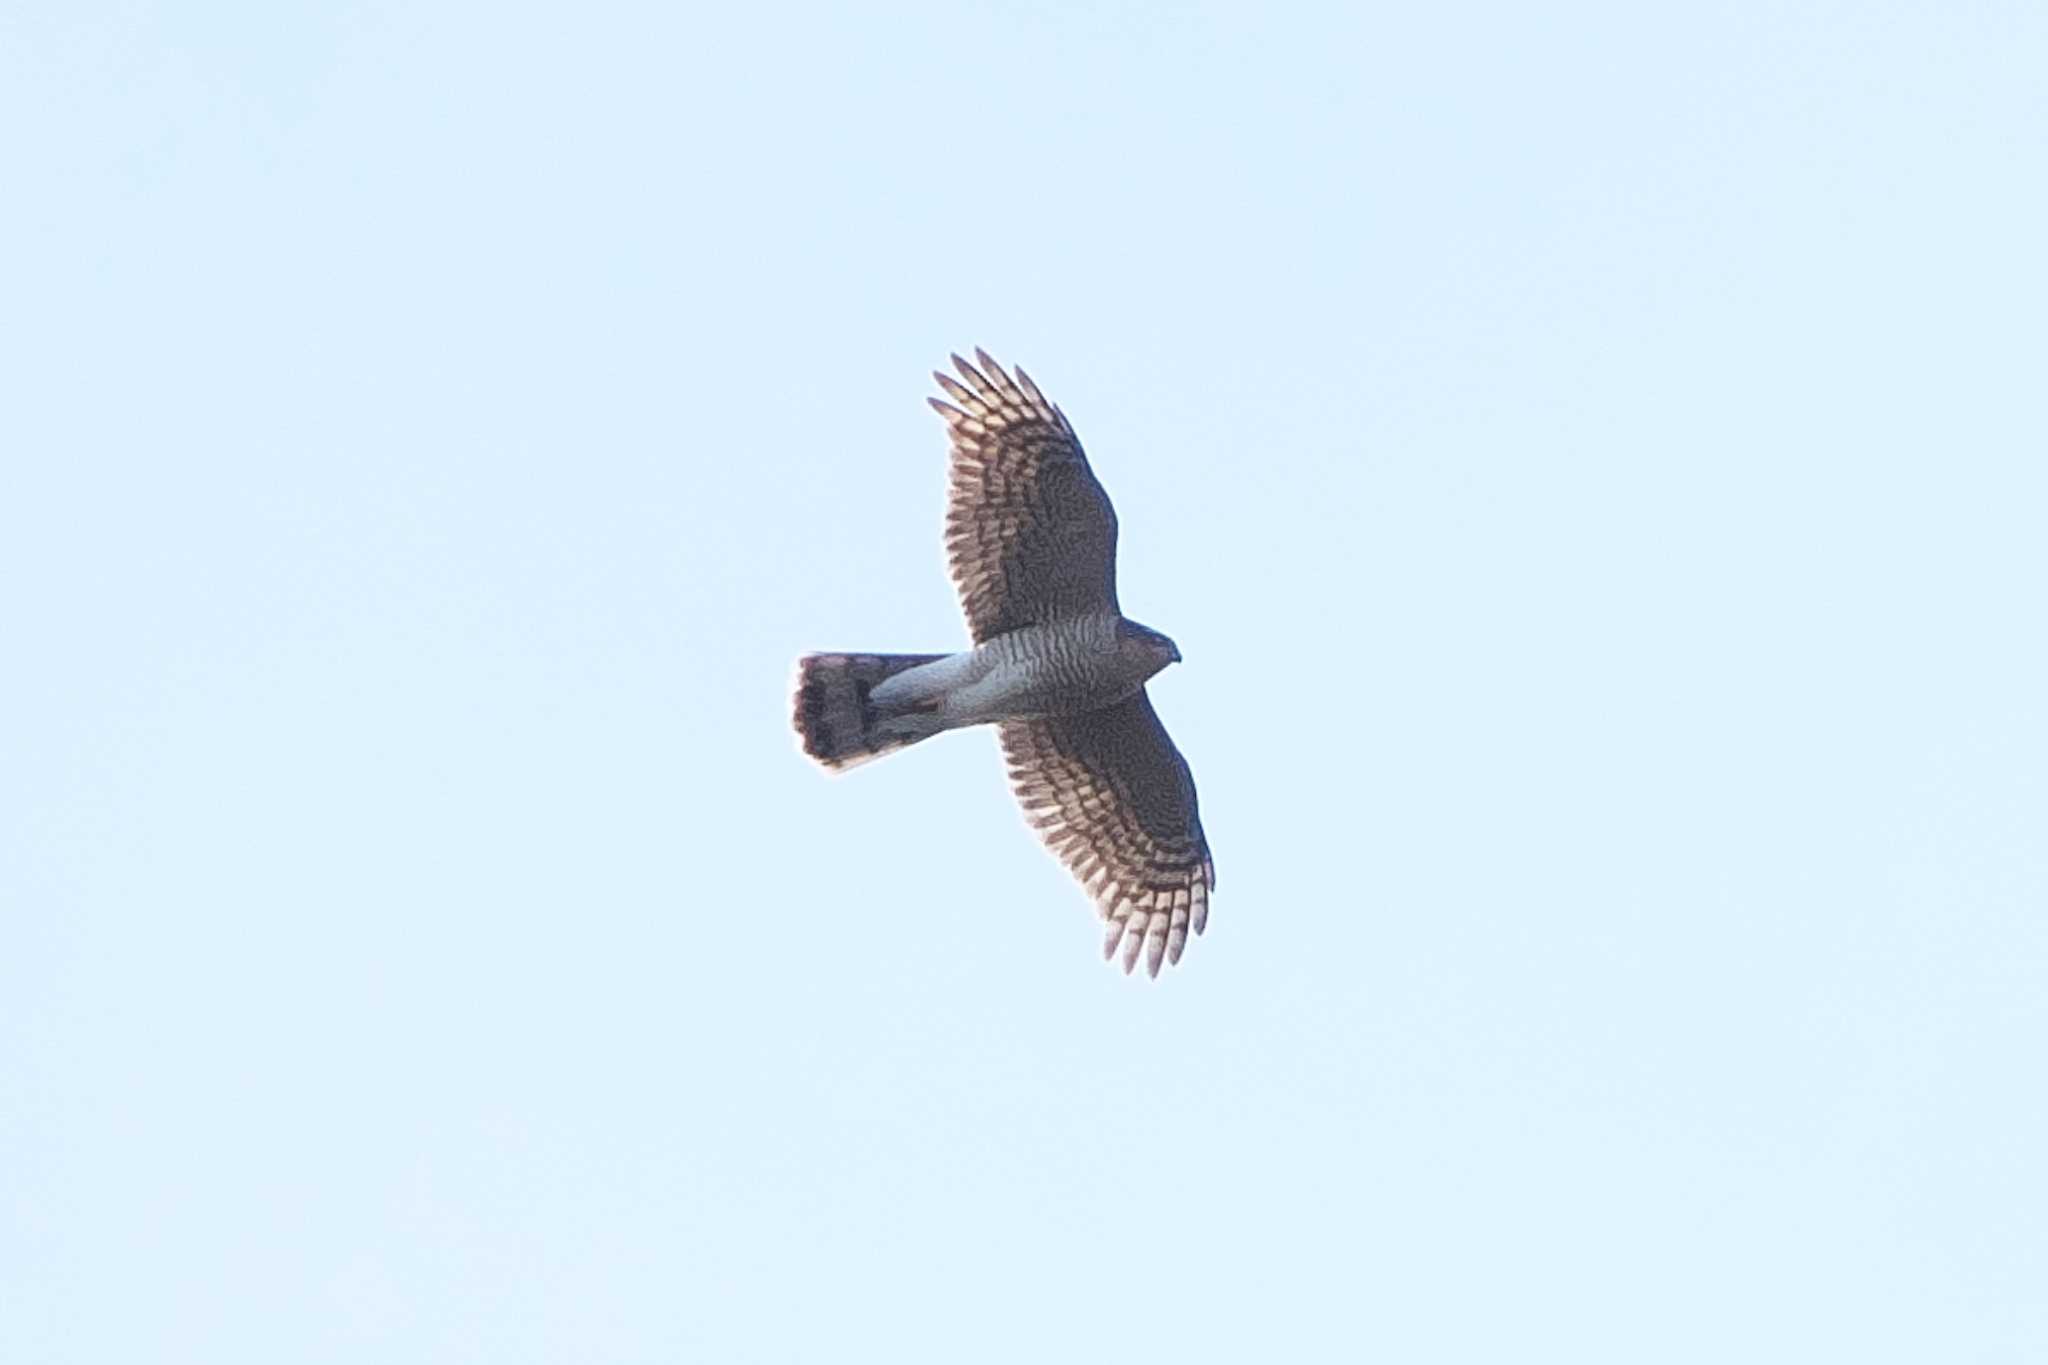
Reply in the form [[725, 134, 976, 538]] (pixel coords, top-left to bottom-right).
[[792, 652, 949, 771]]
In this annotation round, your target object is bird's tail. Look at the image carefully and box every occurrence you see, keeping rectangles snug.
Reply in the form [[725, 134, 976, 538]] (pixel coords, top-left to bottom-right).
[[792, 652, 950, 771]]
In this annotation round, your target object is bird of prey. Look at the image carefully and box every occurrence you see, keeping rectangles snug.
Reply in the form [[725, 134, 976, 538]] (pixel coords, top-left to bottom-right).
[[793, 350, 1215, 977]]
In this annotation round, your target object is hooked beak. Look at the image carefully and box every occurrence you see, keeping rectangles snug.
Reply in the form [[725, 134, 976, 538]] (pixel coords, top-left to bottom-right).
[[1168, 642, 1182, 664]]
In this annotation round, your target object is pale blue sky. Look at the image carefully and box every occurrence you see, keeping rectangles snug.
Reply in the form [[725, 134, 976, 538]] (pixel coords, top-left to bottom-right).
[[4, 3, 2045, 1360]]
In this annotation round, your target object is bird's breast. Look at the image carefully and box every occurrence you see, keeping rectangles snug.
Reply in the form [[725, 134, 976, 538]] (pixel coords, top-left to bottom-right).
[[946, 621, 1144, 723]]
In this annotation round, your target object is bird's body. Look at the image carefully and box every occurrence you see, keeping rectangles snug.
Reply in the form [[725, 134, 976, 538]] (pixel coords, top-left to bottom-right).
[[877, 615, 1169, 724], [793, 351, 1214, 976]]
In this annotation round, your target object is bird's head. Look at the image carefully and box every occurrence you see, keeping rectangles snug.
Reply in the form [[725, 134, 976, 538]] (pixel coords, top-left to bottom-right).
[[1116, 618, 1182, 677]]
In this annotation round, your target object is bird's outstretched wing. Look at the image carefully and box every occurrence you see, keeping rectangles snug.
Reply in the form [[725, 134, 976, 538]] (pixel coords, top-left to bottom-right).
[[929, 350, 1119, 643], [1000, 690, 1214, 977]]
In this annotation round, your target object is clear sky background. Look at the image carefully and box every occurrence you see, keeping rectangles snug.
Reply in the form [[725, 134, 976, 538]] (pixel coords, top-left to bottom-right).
[[4, 3, 2044, 1360]]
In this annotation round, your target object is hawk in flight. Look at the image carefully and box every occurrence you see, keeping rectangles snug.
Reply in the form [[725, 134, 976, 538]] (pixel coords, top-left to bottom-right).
[[793, 350, 1215, 977]]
